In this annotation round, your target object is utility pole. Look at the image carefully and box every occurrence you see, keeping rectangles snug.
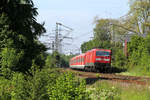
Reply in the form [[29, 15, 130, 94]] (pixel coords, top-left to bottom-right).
[[52, 41, 55, 52], [55, 23, 59, 52], [54, 22, 73, 54], [41, 22, 73, 54]]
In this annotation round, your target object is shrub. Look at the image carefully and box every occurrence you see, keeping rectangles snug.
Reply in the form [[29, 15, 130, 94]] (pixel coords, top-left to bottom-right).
[[0, 68, 91, 100], [0, 48, 24, 79], [0, 67, 60, 100], [0, 77, 12, 100], [90, 82, 121, 100], [48, 72, 91, 100], [114, 49, 127, 69]]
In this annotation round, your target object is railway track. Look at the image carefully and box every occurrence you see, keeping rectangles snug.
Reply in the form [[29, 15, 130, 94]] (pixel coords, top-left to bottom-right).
[[64, 68, 150, 86]]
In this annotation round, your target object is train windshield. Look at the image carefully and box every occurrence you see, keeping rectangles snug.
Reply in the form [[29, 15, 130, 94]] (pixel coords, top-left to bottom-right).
[[96, 51, 110, 56]]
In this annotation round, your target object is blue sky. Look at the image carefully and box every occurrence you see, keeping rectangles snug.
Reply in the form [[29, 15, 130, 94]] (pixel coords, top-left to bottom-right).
[[34, 0, 129, 54]]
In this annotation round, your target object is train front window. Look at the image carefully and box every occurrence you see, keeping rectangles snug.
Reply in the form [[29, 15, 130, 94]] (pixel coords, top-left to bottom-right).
[[96, 51, 110, 56]]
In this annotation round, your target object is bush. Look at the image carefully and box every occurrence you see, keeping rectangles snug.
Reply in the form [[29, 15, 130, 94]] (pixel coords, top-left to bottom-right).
[[90, 82, 121, 100], [114, 49, 127, 69], [127, 35, 150, 75], [0, 77, 12, 100], [0, 48, 24, 79], [0, 67, 60, 100], [48, 72, 90, 100], [0, 67, 91, 100]]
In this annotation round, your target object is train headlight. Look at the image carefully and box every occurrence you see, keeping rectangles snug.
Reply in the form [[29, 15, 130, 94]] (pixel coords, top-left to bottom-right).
[[96, 58, 102, 61]]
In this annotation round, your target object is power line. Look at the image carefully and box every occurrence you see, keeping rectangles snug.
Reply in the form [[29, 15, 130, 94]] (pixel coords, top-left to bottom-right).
[[74, 31, 93, 39], [54, 22, 73, 53]]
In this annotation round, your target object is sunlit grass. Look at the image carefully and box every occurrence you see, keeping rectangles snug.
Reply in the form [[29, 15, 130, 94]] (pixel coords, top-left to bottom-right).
[[87, 80, 150, 100]]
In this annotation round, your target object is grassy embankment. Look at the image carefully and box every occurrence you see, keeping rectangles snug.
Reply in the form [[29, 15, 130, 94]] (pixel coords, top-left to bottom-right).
[[87, 80, 150, 100]]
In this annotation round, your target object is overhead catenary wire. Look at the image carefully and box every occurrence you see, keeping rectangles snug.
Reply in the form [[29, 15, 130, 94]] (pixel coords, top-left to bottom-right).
[[74, 31, 93, 39]]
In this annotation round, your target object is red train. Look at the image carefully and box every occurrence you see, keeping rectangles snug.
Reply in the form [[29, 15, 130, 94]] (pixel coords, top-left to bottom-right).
[[69, 49, 111, 71]]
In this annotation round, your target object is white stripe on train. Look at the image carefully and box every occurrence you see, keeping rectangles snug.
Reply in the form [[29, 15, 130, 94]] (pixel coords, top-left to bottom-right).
[[70, 65, 85, 69]]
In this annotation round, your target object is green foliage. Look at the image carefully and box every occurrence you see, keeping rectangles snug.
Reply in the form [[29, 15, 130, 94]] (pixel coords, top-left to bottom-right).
[[93, 19, 111, 41], [126, 35, 150, 75], [48, 72, 90, 100], [114, 49, 127, 69], [90, 81, 150, 100], [45, 54, 53, 67], [45, 52, 60, 68], [0, 67, 60, 100], [0, 77, 12, 100], [128, 35, 144, 56], [120, 85, 150, 100], [89, 82, 121, 100], [0, 68, 90, 100], [129, 0, 150, 34], [127, 36, 144, 66], [0, 48, 24, 78], [45, 52, 73, 68], [24, 68, 59, 100], [81, 39, 111, 53], [81, 19, 114, 53], [59, 54, 73, 68], [0, 0, 46, 74]]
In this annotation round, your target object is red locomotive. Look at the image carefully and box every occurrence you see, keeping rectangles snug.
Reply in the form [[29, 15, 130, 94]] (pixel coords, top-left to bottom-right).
[[69, 49, 111, 71]]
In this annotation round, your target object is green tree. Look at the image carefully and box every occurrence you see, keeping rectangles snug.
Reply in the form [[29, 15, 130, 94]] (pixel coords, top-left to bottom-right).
[[81, 19, 114, 53], [128, 0, 150, 34], [0, 0, 46, 74], [93, 19, 111, 41]]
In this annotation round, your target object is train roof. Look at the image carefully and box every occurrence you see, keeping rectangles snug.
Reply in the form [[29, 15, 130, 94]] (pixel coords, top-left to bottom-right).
[[70, 53, 85, 60], [86, 48, 111, 52]]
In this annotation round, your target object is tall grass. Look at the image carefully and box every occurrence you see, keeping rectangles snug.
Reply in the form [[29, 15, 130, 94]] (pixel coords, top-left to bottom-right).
[[88, 81, 150, 100]]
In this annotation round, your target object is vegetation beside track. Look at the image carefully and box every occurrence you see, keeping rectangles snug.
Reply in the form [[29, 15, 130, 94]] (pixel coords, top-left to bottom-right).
[[64, 68, 150, 100], [87, 80, 150, 100]]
